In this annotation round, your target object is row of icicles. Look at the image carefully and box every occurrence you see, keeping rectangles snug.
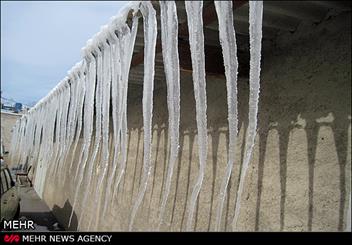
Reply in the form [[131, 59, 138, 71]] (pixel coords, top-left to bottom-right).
[[9, 0, 331, 232]]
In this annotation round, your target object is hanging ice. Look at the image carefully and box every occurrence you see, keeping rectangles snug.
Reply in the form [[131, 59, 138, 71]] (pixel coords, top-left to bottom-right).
[[111, 17, 139, 205], [60, 63, 82, 185], [102, 25, 121, 221], [102, 13, 139, 224], [214, 0, 239, 231], [67, 44, 96, 228], [129, 1, 157, 231], [53, 82, 71, 181], [35, 95, 59, 197], [51, 81, 70, 181], [67, 65, 86, 177], [90, 28, 112, 231], [70, 36, 103, 230], [185, 0, 208, 231], [157, 0, 180, 230], [42, 94, 60, 194], [58, 72, 77, 184], [232, 1, 263, 231], [47, 85, 64, 180], [100, 24, 122, 223]]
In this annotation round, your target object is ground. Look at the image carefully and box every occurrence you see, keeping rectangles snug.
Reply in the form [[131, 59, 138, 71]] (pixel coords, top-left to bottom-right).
[[16, 179, 63, 231]]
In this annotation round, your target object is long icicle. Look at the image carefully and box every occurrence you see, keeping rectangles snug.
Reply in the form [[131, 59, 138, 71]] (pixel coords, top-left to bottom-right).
[[157, 0, 180, 230], [78, 41, 103, 231], [185, 1, 208, 231], [33, 105, 50, 196], [40, 98, 58, 196], [59, 69, 79, 186], [68, 46, 97, 229], [232, 1, 263, 231], [51, 82, 70, 182], [73, 40, 103, 231], [90, 30, 112, 231], [129, 1, 157, 231], [53, 82, 71, 183], [67, 65, 86, 178], [101, 27, 122, 222], [36, 99, 57, 197], [214, 0, 239, 231], [47, 85, 64, 180], [102, 13, 139, 225], [109, 15, 139, 222]]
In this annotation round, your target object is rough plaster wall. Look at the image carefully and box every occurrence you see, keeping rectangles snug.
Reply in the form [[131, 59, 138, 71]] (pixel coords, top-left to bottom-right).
[[42, 11, 351, 231]]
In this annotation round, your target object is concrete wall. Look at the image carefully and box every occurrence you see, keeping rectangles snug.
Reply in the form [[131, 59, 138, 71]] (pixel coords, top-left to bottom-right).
[[42, 11, 351, 231], [1, 112, 21, 163]]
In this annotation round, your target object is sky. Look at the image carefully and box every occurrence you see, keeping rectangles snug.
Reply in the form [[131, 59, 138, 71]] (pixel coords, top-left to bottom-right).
[[1, 1, 128, 106]]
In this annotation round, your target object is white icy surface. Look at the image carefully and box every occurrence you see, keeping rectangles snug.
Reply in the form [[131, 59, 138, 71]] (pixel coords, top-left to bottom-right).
[[185, 0, 208, 231], [129, 1, 157, 231], [214, 0, 239, 231]]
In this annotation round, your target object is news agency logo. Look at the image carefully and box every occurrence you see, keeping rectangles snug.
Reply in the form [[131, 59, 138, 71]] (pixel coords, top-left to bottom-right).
[[2, 220, 35, 230], [3, 234, 20, 243]]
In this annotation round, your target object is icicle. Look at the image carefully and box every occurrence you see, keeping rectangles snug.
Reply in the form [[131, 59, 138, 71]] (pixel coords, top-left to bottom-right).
[[112, 16, 138, 216], [100, 13, 141, 222], [67, 64, 86, 178], [34, 98, 58, 197], [29, 107, 45, 172], [232, 1, 263, 231], [68, 41, 97, 229], [100, 9, 141, 218], [89, 27, 112, 231], [70, 38, 103, 230], [214, 0, 239, 231], [101, 26, 122, 222], [48, 85, 64, 180], [59, 66, 80, 186], [157, 0, 180, 230], [51, 81, 70, 180], [54, 82, 71, 183], [185, 1, 208, 231], [42, 95, 60, 195], [129, 1, 157, 231], [76, 38, 103, 231], [36, 105, 49, 196], [110, 15, 139, 208]]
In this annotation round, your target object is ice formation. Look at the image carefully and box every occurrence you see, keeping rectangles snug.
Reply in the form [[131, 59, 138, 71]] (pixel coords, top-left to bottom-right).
[[89, 28, 112, 231], [102, 13, 139, 224], [185, 0, 208, 231], [9, 0, 267, 232], [128, 1, 157, 231], [157, 0, 180, 230], [214, 0, 239, 231], [76, 38, 104, 231], [68, 43, 97, 228], [232, 1, 263, 231]]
